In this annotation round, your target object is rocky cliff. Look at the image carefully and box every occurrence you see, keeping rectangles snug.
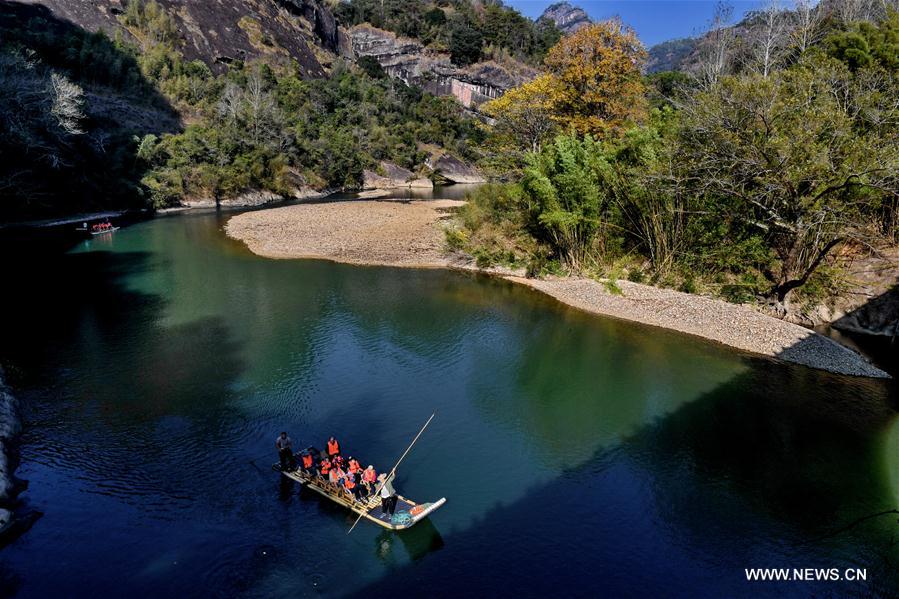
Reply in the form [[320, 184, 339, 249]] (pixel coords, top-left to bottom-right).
[[539, 2, 591, 35], [348, 24, 536, 109], [18, 0, 343, 76]]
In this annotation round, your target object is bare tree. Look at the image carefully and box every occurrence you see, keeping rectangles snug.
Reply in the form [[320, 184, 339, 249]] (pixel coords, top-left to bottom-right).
[[831, 0, 883, 23], [747, 0, 787, 78], [791, 0, 826, 55], [697, 2, 737, 87], [217, 82, 242, 123], [242, 67, 283, 147], [49, 72, 84, 135]]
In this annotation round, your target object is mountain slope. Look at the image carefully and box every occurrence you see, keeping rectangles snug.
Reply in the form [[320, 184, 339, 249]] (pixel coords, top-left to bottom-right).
[[18, 0, 344, 76]]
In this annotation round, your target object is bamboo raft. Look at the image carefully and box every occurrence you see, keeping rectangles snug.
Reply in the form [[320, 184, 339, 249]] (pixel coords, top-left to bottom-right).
[[275, 452, 446, 531]]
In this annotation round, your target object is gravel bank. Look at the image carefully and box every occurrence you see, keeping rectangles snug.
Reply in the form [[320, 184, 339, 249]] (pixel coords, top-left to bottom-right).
[[226, 201, 889, 378], [226, 200, 464, 267]]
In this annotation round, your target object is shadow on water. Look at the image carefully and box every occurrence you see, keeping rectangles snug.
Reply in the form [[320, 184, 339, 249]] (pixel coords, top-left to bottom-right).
[[354, 337, 899, 598], [0, 245, 248, 556]]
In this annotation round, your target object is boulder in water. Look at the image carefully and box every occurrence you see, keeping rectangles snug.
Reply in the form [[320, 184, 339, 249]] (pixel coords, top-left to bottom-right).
[[428, 154, 486, 185]]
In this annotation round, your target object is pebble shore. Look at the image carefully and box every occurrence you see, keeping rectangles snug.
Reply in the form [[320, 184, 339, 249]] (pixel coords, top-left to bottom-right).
[[226, 201, 890, 379]]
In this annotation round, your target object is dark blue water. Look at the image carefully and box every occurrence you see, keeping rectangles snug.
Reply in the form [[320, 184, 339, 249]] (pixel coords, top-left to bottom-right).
[[0, 211, 897, 597]]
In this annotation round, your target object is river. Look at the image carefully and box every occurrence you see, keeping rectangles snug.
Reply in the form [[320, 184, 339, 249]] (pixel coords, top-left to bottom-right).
[[0, 209, 897, 597]]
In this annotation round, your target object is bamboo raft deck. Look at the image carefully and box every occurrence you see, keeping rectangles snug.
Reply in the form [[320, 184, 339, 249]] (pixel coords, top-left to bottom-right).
[[277, 466, 446, 530]]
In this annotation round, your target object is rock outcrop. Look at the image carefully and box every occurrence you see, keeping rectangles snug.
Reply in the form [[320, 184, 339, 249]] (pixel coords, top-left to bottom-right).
[[363, 162, 432, 189], [348, 25, 536, 109], [539, 2, 591, 35], [19, 0, 342, 76], [826, 248, 899, 336]]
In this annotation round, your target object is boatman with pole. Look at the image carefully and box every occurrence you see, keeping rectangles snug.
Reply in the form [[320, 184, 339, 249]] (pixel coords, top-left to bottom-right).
[[347, 412, 436, 534], [378, 472, 398, 516], [275, 431, 293, 471]]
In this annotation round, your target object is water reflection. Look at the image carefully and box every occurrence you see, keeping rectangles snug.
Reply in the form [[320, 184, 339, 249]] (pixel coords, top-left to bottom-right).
[[374, 519, 444, 563]]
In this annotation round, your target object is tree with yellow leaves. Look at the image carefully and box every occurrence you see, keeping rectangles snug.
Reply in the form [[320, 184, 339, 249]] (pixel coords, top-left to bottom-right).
[[481, 73, 557, 153], [543, 20, 648, 137]]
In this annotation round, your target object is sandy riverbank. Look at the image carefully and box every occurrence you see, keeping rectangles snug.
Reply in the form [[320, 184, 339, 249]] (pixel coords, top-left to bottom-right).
[[226, 200, 889, 378]]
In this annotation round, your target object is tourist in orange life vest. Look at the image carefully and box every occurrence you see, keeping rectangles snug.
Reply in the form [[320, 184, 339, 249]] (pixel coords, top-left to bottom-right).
[[301, 452, 314, 475], [319, 457, 331, 479], [332, 454, 346, 469], [328, 465, 345, 488], [344, 471, 362, 501], [362, 465, 377, 497], [347, 457, 361, 474], [327, 436, 340, 457]]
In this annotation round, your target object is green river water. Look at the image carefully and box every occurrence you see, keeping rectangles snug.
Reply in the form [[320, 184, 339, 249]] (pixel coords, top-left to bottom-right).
[[0, 209, 897, 597]]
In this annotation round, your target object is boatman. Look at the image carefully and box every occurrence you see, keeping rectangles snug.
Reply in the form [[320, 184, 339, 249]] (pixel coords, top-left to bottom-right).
[[275, 432, 293, 471], [378, 472, 398, 516]]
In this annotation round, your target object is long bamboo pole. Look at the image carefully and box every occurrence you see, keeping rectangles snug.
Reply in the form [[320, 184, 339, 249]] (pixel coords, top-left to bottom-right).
[[347, 412, 436, 534]]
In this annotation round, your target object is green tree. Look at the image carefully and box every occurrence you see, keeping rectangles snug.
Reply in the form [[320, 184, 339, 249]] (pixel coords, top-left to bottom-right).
[[450, 26, 483, 66], [521, 134, 608, 269], [675, 54, 899, 306]]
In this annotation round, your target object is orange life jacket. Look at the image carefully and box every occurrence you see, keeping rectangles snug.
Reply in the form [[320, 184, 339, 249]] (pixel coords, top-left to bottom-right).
[[349, 459, 361, 473], [344, 476, 356, 489], [363, 469, 376, 483], [302, 454, 313, 468], [329, 468, 344, 483], [320, 460, 331, 474], [327, 439, 340, 455]]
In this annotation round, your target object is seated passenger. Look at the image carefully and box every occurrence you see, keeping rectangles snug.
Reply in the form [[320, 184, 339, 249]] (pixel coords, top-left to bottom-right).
[[362, 465, 377, 497], [344, 471, 362, 502], [328, 465, 345, 487], [301, 452, 314, 475]]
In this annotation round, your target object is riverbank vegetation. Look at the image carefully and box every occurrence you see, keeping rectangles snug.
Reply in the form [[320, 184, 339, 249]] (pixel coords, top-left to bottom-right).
[[455, 5, 899, 313]]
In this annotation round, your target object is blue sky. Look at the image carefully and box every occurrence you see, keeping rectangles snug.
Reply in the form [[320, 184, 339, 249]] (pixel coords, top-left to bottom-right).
[[506, 1, 765, 47]]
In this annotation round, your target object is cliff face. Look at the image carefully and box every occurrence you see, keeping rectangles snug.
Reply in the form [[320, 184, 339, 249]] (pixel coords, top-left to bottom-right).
[[18, 0, 342, 76], [348, 25, 536, 109], [539, 2, 591, 35]]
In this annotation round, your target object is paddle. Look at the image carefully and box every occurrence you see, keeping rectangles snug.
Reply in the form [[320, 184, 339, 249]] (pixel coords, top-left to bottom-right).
[[347, 412, 436, 535]]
